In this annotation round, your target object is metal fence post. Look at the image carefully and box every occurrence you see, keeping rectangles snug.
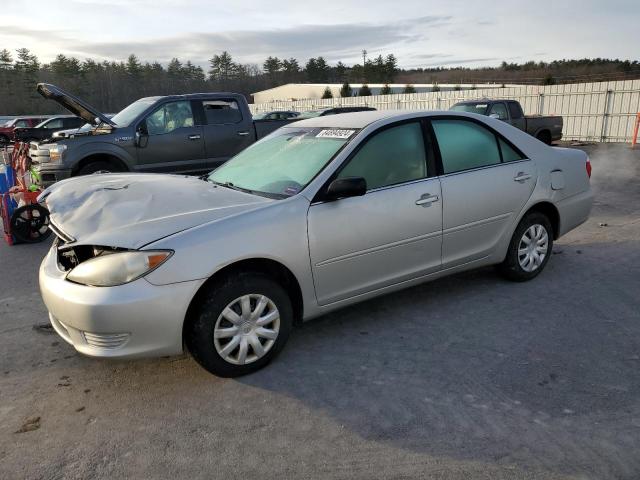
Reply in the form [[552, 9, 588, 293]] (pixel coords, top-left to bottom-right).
[[600, 89, 613, 142], [538, 93, 544, 115]]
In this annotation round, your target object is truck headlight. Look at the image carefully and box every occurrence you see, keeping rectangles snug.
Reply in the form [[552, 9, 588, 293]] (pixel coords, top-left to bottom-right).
[[49, 144, 67, 163], [66, 250, 173, 287]]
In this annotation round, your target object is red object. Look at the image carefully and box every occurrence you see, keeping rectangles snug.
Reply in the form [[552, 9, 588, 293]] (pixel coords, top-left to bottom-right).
[[586, 157, 592, 179], [0, 117, 45, 142]]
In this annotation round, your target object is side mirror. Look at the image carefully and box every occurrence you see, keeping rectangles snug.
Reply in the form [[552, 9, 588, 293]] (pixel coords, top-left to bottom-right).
[[324, 177, 367, 201], [135, 122, 148, 147]]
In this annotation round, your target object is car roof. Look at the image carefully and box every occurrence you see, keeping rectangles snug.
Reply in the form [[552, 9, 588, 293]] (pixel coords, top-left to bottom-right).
[[289, 110, 462, 129]]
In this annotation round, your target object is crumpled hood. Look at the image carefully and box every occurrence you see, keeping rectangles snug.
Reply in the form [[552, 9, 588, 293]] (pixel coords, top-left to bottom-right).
[[40, 173, 272, 249]]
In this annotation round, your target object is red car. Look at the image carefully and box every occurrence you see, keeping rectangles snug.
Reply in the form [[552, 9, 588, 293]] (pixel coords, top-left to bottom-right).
[[0, 117, 47, 144]]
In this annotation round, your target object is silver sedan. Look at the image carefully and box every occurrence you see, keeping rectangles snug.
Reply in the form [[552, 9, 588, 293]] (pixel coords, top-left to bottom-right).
[[39, 110, 593, 376]]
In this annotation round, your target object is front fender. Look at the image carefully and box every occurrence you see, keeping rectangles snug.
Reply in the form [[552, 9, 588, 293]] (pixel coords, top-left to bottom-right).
[[63, 141, 136, 171]]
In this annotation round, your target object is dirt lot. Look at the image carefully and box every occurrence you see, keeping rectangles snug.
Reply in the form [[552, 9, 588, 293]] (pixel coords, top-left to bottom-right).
[[1, 143, 639, 480]]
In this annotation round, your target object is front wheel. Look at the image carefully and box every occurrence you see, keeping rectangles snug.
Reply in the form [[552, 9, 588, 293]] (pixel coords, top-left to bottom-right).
[[498, 212, 553, 282], [185, 272, 293, 377]]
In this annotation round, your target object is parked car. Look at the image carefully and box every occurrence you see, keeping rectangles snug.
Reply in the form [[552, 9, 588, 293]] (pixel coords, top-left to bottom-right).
[[31, 83, 295, 186], [13, 115, 85, 142], [39, 110, 592, 377], [253, 110, 300, 120], [0, 116, 47, 144], [296, 106, 376, 119], [450, 99, 563, 144]]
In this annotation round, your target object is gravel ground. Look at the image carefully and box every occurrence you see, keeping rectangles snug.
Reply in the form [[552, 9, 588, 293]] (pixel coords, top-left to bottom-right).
[[0, 143, 639, 480]]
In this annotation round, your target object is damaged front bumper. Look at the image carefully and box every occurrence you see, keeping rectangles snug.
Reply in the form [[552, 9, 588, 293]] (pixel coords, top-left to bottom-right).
[[39, 242, 204, 359]]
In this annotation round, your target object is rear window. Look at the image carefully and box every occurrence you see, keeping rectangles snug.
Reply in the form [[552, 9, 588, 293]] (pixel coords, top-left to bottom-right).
[[203, 99, 242, 124], [450, 103, 489, 115]]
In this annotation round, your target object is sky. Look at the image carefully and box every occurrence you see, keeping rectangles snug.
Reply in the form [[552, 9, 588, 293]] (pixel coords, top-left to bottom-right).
[[1, 0, 638, 70]]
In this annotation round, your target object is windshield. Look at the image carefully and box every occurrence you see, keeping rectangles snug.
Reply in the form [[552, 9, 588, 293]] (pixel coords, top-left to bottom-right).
[[208, 127, 357, 198], [296, 110, 326, 119], [110, 98, 158, 127], [34, 118, 53, 128], [450, 103, 489, 115]]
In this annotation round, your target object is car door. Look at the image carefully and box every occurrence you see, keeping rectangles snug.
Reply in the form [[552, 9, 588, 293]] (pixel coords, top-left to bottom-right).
[[307, 120, 442, 305], [431, 118, 537, 268], [136, 100, 206, 173], [199, 98, 254, 169]]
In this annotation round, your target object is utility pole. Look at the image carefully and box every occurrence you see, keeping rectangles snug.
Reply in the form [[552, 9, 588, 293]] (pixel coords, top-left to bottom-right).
[[362, 50, 367, 84]]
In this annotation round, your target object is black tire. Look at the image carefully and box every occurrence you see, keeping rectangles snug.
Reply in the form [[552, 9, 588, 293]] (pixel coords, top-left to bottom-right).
[[10, 204, 52, 243], [536, 130, 552, 145], [185, 271, 293, 377], [498, 212, 553, 282], [0, 134, 9, 145], [76, 160, 120, 176]]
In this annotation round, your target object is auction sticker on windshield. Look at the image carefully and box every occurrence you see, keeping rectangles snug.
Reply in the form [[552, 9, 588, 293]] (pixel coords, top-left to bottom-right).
[[316, 129, 355, 139]]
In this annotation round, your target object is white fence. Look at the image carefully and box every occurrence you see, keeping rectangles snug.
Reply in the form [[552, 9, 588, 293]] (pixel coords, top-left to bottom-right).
[[250, 80, 640, 142]]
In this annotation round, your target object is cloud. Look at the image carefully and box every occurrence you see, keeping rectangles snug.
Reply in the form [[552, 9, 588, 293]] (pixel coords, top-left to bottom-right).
[[50, 16, 453, 66]]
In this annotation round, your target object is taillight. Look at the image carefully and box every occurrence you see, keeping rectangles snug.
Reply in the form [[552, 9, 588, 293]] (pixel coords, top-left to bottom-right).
[[586, 157, 592, 178]]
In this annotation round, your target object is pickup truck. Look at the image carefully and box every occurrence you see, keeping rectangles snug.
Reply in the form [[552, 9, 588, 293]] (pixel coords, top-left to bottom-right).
[[32, 84, 294, 186], [450, 99, 562, 144]]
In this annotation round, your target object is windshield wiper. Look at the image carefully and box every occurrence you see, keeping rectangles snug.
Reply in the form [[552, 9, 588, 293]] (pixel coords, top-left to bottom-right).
[[209, 180, 256, 195]]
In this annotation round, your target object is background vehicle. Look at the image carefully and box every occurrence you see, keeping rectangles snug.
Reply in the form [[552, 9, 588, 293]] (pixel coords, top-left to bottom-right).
[[450, 99, 563, 144], [13, 116, 85, 142], [253, 110, 300, 120], [0, 116, 47, 144], [40, 110, 592, 377], [296, 106, 376, 119], [32, 84, 296, 186]]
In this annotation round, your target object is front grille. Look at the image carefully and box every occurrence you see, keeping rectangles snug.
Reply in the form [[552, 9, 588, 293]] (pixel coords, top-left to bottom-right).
[[83, 332, 130, 349]]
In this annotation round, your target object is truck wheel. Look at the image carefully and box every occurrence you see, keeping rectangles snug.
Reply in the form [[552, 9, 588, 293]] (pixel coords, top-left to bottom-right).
[[0, 134, 9, 144], [536, 130, 552, 145], [77, 160, 120, 176], [185, 271, 293, 377]]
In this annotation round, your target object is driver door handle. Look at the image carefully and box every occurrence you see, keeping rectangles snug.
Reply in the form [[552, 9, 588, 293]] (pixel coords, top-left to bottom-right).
[[415, 193, 439, 207], [514, 172, 532, 183], [188, 134, 201, 140], [237, 131, 250, 136]]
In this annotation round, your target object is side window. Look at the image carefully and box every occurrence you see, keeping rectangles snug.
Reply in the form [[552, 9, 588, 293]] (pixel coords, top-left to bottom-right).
[[44, 119, 63, 129], [499, 138, 526, 162], [488, 103, 508, 120], [65, 118, 84, 128], [338, 122, 428, 190], [508, 102, 523, 119], [203, 99, 242, 124], [432, 119, 501, 174], [145, 101, 194, 135], [15, 120, 29, 128]]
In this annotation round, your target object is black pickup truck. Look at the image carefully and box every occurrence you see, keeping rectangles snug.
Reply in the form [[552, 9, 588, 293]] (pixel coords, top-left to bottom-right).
[[32, 84, 295, 186], [450, 99, 563, 144], [14, 115, 85, 142]]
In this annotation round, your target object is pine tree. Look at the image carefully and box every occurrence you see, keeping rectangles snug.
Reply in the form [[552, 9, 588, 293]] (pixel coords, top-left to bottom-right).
[[380, 84, 392, 95], [321, 86, 333, 99], [359, 84, 372, 96], [403, 84, 416, 94], [339, 82, 352, 97]]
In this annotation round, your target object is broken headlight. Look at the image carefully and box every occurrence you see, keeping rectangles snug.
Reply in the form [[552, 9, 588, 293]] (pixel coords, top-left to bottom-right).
[[66, 250, 172, 287]]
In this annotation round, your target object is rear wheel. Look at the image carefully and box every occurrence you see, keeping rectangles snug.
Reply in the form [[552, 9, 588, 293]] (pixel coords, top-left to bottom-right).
[[499, 212, 553, 282], [536, 130, 552, 145], [185, 272, 293, 377], [0, 134, 9, 145]]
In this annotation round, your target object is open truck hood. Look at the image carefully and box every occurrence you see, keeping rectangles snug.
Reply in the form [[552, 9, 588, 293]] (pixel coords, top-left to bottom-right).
[[39, 174, 272, 249], [37, 83, 115, 127]]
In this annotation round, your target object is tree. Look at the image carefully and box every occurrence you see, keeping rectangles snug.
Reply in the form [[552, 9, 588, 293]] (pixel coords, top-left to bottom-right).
[[321, 86, 333, 99], [339, 82, 352, 97], [209, 51, 237, 83], [542, 74, 556, 85], [429, 83, 438, 93], [263, 56, 281, 76], [453, 84, 461, 91], [0, 49, 12, 69], [384, 54, 398, 82], [379, 84, 392, 95], [403, 84, 416, 94], [359, 84, 372, 96], [334, 61, 347, 82], [126, 54, 142, 77]]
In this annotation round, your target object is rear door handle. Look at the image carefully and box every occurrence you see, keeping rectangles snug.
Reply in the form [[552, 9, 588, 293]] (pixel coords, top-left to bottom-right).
[[514, 172, 532, 183], [188, 134, 201, 140], [237, 131, 250, 136], [415, 193, 439, 207]]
